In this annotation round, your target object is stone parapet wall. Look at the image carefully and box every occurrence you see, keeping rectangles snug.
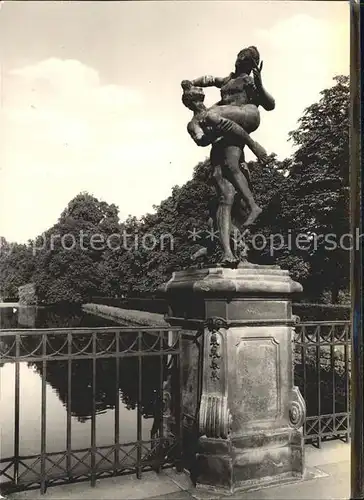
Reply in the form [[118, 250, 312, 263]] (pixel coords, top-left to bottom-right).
[[82, 303, 169, 327]]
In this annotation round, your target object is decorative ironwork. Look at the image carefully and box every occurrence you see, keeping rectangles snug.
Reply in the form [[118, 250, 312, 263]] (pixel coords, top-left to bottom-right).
[[0, 327, 184, 494], [293, 321, 351, 446], [0, 328, 182, 363], [0, 319, 352, 494]]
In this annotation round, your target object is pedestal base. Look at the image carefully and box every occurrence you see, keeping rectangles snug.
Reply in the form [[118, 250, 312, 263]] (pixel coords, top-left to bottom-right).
[[196, 428, 304, 494], [160, 265, 306, 494]]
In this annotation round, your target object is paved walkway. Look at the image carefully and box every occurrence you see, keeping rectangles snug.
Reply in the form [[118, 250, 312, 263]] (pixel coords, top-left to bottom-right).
[[8, 441, 350, 500]]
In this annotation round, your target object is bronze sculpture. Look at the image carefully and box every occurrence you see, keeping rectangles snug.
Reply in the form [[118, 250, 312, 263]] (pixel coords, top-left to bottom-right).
[[182, 46, 275, 267]]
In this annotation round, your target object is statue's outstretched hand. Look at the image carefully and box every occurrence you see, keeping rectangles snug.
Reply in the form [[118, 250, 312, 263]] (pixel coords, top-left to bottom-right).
[[181, 80, 193, 90], [252, 60, 263, 89]]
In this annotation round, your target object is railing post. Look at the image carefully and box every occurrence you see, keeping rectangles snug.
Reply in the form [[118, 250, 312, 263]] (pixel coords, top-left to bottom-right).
[[315, 325, 322, 449], [14, 335, 20, 486], [176, 330, 184, 473], [40, 333, 47, 494], [90, 332, 96, 487], [66, 332, 72, 480], [114, 331, 120, 474], [136, 331, 143, 479]]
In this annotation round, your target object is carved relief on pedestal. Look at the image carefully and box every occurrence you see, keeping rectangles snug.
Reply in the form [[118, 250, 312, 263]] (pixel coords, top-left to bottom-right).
[[205, 317, 228, 383], [198, 317, 232, 439], [289, 385, 306, 429], [235, 336, 281, 422], [209, 329, 221, 381]]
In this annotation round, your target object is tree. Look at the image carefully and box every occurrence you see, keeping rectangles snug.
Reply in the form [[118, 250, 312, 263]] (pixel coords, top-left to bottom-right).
[[277, 76, 349, 302], [0, 238, 36, 300], [98, 215, 145, 297], [33, 192, 121, 304]]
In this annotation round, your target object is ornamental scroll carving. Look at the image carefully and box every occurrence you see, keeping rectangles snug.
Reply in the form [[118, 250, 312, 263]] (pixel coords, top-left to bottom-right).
[[289, 386, 306, 429], [198, 317, 232, 439], [204, 317, 229, 332], [199, 394, 232, 439]]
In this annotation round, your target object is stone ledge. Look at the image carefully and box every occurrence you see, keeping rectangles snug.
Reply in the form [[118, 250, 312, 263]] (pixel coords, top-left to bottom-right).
[[160, 266, 302, 296], [82, 303, 168, 327]]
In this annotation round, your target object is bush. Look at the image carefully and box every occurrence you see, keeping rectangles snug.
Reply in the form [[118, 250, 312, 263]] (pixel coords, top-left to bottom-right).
[[90, 298, 350, 322], [292, 303, 350, 321], [18, 283, 37, 306]]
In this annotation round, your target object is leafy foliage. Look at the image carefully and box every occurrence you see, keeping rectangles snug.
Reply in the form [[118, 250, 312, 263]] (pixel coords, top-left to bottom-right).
[[32, 193, 121, 304], [18, 283, 37, 305], [279, 76, 350, 301], [0, 238, 36, 300]]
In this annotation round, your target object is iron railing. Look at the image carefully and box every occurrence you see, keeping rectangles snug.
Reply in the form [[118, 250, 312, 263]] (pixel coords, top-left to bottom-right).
[[0, 320, 352, 494], [293, 321, 351, 446], [0, 327, 184, 494]]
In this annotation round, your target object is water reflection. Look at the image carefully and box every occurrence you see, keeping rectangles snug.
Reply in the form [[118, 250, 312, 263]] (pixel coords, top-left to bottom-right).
[[0, 306, 167, 461], [30, 352, 164, 422]]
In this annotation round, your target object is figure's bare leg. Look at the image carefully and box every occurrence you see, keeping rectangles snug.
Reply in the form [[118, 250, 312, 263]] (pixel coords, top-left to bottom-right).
[[213, 165, 237, 264], [204, 106, 269, 163], [224, 145, 262, 227], [216, 202, 236, 263], [206, 113, 267, 162]]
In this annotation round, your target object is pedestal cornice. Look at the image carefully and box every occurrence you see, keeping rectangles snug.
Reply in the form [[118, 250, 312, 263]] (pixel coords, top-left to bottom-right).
[[159, 265, 302, 297]]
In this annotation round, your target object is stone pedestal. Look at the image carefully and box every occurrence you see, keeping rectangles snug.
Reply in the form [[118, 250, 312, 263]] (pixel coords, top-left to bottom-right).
[[160, 264, 306, 494]]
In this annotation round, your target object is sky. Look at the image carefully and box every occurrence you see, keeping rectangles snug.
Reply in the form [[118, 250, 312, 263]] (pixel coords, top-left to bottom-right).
[[0, 1, 349, 243]]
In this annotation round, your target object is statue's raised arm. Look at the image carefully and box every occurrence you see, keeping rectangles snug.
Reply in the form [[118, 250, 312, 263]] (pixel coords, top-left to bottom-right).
[[252, 60, 275, 111], [182, 74, 231, 90]]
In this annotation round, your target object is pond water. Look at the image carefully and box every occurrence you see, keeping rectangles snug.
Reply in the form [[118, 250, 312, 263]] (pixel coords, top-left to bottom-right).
[[0, 306, 158, 476]]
